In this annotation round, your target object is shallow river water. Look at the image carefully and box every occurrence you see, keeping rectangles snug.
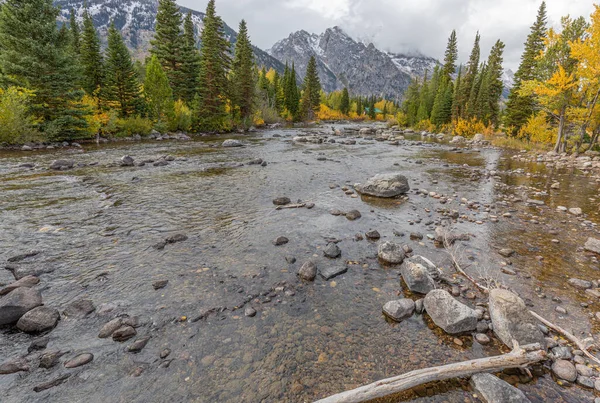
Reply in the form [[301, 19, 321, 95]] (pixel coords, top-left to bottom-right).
[[1, 126, 599, 402]]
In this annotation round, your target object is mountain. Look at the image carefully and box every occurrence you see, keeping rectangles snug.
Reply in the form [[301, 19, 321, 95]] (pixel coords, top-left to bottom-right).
[[269, 27, 415, 101], [55, 0, 285, 72]]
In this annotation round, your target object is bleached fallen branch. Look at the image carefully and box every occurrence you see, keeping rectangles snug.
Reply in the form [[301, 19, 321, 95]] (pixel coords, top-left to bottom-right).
[[529, 310, 600, 366], [275, 203, 307, 210], [313, 343, 546, 403]]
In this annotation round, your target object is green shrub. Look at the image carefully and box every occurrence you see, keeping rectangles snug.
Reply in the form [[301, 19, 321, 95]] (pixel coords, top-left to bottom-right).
[[103, 112, 153, 138], [168, 100, 192, 132]]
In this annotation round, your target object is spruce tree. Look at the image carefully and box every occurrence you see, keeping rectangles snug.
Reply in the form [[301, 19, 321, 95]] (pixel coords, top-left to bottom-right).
[[285, 63, 300, 119], [340, 87, 350, 115], [69, 9, 81, 54], [104, 22, 142, 117], [0, 0, 88, 140], [151, 0, 184, 101], [441, 30, 458, 81], [458, 32, 480, 118], [416, 71, 430, 122], [80, 10, 104, 96], [368, 97, 376, 120], [273, 70, 284, 114], [180, 12, 200, 104], [304, 56, 321, 114], [145, 54, 174, 122], [468, 63, 487, 118], [426, 66, 440, 117], [504, 1, 547, 134], [196, 0, 231, 130], [451, 66, 462, 122], [481, 40, 505, 127], [402, 77, 421, 126], [231, 19, 254, 122], [356, 96, 363, 116]]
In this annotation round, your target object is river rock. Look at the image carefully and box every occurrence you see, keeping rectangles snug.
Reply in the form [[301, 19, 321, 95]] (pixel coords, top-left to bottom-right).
[[272, 197, 291, 206], [475, 333, 491, 345], [128, 337, 151, 353], [39, 350, 67, 369], [383, 299, 415, 322], [345, 210, 362, 220], [222, 139, 243, 147], [298, 261, 317, 281], [470, 373, 531, 403], [377, 242, 405, 264], [98, 317, 123, 338], [113, 325, 137, 342], [33, 374, 71, 393], [423, 290, 478, 334], [0, 287, 43, 325], [354, 173, 410, 198], [568, 278, 592, 290], [585, 238, 600, 255], [323, 243, 341, 258], [165, 234, 187, 244], [472, 133, 485, 143], [450, 136, 465, 144], [273, 236, 289, 246], [0, 357, 29, 374], [152, 280, 169, 290], [400, 260, 436, 294], [244, 307, 257, 317], [64, 353, 94, 369], [17, 306, 60, 333], [62, 298, 95, 318], [121, 155, 135, 166], [569, 207, 583, 216], [498, 248, 515, 258], [28, 337, 49, 353], [552, 360, 577, 382], [488, 289, 545, 349], [319, 266, 348, 280], [0, 275, 39, 296], [7, 250, 41, 263], [406, 255, 441, 280], [49, 159, 74, 170], [365, 230, 381, 240]]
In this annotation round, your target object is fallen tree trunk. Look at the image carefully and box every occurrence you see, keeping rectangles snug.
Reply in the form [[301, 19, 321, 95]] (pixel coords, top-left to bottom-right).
[[313, 343, 546, 403], [275, 203, 306, 210]]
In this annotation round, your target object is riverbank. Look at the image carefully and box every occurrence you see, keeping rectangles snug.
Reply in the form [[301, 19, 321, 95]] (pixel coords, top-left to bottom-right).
[[1, 123, 600, 402]]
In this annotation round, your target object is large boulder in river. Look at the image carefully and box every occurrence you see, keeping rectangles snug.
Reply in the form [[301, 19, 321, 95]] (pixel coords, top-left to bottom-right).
[[488, 289, 545, 349], [0, 287, 43, 325], [354, 173, 410, 198], [423, 289, 478, 334], [585, 238, 600, 255], [406, 255, 441, 280], [49, 160, 74, 170], [378, 242, 405, 264], [222, 139, 243, 147], [383, 299, 415, 322], [17, 306, 60, 333], [470, 373, 531, 403], [400, 260, 436, 294]]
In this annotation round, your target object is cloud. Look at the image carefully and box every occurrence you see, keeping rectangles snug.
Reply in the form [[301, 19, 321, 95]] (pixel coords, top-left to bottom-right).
[[177, 0, 596, 70]]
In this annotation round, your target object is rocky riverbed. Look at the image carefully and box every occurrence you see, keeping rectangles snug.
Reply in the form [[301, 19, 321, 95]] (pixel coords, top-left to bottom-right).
[[1, 124, 600, 402]]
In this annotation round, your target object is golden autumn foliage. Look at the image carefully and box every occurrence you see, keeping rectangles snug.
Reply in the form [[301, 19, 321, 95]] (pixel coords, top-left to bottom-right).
[[518, 112, 556, 143], [453, 117, 487, 138], [317, 104, 346, 120], [0, 86, 39, 144]]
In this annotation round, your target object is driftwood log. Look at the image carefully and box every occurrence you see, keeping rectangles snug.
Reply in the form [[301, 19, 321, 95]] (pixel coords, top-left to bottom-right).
[[314, 343, 546, 403], [275, 203, 307, 210]]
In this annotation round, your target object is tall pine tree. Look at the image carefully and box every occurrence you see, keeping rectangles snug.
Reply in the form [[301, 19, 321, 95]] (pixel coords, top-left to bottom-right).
[[196, 0, 231, 131], [458, 32, 480, 118], [180, 12, 200, 104], [302, 56, 321, 119], [285, 63, 300, 119], [482, 40, 506, 127], [69, 9, 81, 55], [340, 87, 350, 115], [80, 9, 104, 97], [231, 19, 255, 122], [0, 0, 88, 140], [504, 1, 548, 134], [145, 54, 174, 122], [151, 0, 184, 101], [104, 22, 142, 117], [441, 30, 458, 81]]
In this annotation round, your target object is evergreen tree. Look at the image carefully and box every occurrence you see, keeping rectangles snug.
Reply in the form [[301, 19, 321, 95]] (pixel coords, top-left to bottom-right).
[[151, 0, 184, 101], [145, 54, 174, 122], [482, 40, 506, 127], [104, 22, 142, 116], [0, 0, 88, 139], [231, 19, 254, 122], [273, 70, 284, 114], [441, 30, 458, 81], [180, 12, 200, 104], [458, 32, 480, 118], [426, 66, 440, 117], [431, 80, 454, 126], [402, 77, 421, 126], [285, 63, 300, 119], [356, 96, 363, 116], [80, 9, 104, 96], [504, 1, 548, 134], [368, 97, 376, 120], [196, 0, 231, 130], [303, 56, 322, 114], [416, 71, 430, 122], [451, 65, 462, 122], [468, 63, 487, 118], [340, 87, 350, 115], [69, 9, 81, 54]]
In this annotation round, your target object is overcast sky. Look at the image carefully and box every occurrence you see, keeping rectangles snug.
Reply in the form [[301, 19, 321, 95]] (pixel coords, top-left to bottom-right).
[[176, 0, 595, 70]]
